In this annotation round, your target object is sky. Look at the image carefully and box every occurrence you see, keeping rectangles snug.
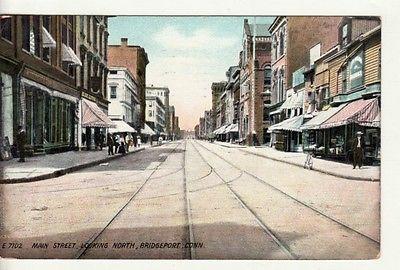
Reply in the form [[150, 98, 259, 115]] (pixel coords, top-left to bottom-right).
[[108, 16, 275, 131]]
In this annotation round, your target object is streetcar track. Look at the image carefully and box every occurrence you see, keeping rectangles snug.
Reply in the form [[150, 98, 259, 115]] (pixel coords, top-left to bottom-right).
[[183, 140, 195, 259], [74, 141, 184, 259], [189, 140, 297, 259], [195, 140, 380, 245]]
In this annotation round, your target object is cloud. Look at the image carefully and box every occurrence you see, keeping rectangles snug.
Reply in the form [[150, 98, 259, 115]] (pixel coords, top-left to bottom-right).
[[153, 26, 236, 50]]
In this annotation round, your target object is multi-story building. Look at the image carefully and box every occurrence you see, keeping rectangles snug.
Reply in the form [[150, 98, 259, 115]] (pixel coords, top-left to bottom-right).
[[108, 37, 149, 131], [238, 19, 271, 146], [107, 67, 140, 125], [194, 124, 200, 139], [199, 117, 205, 139], [145, 96, 165, 134], [169, 105, 176, 140], [0, 15, 83, 155], [268, 16, 343, 152], [174, 116, 181, 139], [76, 16, 114, 150], [211, 81, 227, 131], [302, 17, 381, 163], [146, 85, 170, 137]]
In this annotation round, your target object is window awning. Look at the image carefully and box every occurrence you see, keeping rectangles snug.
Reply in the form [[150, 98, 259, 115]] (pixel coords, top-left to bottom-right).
[[269, 108, 283, 115], [142, 123, 156, 135], [318, 98, 379, 129], [281, 90, 304, 109], [227, 123, 239, 133], [61, 44, 82, 66], [268, 115, 304, 133], [301, 104, 347, 130], [109, 120, 136, 134], [42, 26, 56, 48], [82, 99, 115, 128]]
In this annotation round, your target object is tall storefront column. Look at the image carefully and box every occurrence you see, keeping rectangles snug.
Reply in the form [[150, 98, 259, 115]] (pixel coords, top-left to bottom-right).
[[1, 73, 14, 144]]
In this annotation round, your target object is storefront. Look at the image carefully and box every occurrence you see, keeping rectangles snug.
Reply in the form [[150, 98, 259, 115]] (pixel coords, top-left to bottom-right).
[[268, 115, 304, 152], [22, 78, 78, 154], [301, 97, 380, 163], [81, 98, 114, 150]]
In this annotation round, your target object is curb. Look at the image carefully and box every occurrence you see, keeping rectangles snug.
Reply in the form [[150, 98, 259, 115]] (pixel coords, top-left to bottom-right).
[[239, 148, 380, 182], [1, 147, 146, 185]]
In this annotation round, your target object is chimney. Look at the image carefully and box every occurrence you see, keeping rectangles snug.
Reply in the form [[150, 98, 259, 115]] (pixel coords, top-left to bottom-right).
[[121, 38, 128, 46]]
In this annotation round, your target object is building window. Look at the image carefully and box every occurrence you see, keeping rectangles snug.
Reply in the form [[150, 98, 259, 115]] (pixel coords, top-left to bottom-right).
[[32, 16, 41, 57], [22, 16, 30, 51], [264, 65, 272, 87], [342, 67, 347, 93], [109, 70, 117, 74], [87, 16, 91, 42], [93, 18, 98, 49], [0, 16, 12, 41], [348, 50, 364, 90], [279, 30, 284, 56], [42, 16, 51, 63], [342, 24, 348, 46], [309, 43, 321, 65], [110, 86, 117, 98], [61, 16, 75, 76]]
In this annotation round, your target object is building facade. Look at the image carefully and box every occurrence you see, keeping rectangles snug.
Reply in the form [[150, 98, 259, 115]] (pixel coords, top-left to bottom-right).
[[0, 15, 83, 156], [146, 85, 170, 136], [76, 16, 113, 150], [108, 37, 149, 131], [107, 67, 140, 126], [238, 19, 271, 146], [145, 96, 165, 134], [211, 81, 227, 131], [268, 16, 343, 152]]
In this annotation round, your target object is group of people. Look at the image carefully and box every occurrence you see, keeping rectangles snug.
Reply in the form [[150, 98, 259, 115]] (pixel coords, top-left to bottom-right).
[[106, 133, 141, 156]]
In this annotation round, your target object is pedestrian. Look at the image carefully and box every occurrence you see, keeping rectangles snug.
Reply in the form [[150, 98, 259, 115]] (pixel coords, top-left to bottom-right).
[[133, 135, 138, 148], [150, 135, 153, 146], [16, 125, 26, 162], [158, 136, 162, 146], [351, 131, 365, 169], [107, 133, 114, 155], [137, 136, 141, 147], [114, 134, 120, 154], [118, 135, 126, 154]]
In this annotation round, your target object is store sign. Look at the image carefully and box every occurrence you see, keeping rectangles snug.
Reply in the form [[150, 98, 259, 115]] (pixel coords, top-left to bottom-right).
[[349, 51, 364, 89]]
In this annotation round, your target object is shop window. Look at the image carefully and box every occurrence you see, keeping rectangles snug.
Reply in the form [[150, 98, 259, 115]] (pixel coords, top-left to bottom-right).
[[349, 50, 364, 90], [0, 16, 12, 41], [110, 86, 117, 98], [22, 16, 30, 51]]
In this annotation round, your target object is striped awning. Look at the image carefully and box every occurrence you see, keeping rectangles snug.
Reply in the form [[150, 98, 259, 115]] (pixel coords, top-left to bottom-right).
[[319, 98, 379, 129], [82, 99, 115, 128], [268, 115, 304, 133]]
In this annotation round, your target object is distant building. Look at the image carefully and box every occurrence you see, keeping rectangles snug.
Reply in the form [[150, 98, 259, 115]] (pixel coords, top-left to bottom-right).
[[146, 86, 170, 137], [145, 96, 165, 134], [107, 67, 140, 127], [108, 38, 149, 131], [211, 81, 227, 131]]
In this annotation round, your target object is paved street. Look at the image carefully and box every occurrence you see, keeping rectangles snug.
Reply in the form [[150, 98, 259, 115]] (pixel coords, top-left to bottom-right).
[[0, 140, 380, 259]]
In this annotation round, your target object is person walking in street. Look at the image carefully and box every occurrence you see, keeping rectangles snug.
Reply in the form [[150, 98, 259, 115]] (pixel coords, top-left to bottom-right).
[[114, 134, 120, 154], [16, 125, 26, 162], [137, 135, 141, 147], [351, 131, 365, 169], [107, 133, 114, 155], [98, 132, 105, 151]]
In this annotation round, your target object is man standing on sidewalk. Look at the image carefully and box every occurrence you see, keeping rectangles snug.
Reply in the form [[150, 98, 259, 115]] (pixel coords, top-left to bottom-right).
[[107, 133, 114, 155], [16, 125, 26, 162], [352, 131, 365, 169]]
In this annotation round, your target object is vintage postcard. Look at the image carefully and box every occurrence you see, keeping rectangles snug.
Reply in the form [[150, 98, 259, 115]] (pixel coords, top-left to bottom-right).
[[0, 2, 387, 266]]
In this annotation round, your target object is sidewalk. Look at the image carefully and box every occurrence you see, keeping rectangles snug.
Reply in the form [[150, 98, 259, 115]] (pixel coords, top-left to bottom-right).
[[0, 145, 149, 184], [214, 141, 380, 181]]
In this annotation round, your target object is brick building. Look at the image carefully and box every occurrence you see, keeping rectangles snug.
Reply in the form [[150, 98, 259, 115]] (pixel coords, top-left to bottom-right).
[[108, 38, 149, 131], [238, 19, 271, 146], [268, 16, 343, 152], [1, 16, 83, 156], [76, 16, 113, 150]]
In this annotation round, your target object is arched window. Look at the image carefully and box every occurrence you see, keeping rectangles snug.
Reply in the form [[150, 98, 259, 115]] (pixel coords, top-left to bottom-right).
[[264, 65, 272, 89], [279, 30, 285, 56]]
